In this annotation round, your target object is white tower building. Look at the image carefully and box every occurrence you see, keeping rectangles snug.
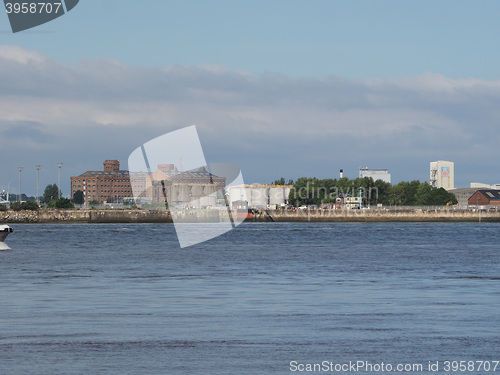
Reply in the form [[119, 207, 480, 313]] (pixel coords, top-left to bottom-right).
[[430, 161, 454, 190], [359, 168, 391, 183]]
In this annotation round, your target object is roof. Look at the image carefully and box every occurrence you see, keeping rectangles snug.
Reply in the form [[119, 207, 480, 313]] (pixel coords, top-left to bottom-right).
[[76, 170, 130, 178], [75, 167, 224, 180], [130, 167, 224, 180], [474, 190, 500, 200]]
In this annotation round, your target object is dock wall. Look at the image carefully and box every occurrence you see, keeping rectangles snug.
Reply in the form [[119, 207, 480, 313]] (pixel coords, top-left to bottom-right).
[[257, 208, 500, 222], [1, 208, 499, 224], [0, 209, 173, 223]]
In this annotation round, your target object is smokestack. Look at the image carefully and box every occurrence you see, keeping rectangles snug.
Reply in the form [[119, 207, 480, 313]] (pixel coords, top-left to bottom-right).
[[340, 169, 344, 178]]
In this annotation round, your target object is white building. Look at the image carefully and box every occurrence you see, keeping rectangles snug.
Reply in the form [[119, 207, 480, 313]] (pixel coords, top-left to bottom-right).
[[359, 168, 391, 183], [430, 161, 455, 190], [227, 185, 292, 209], [344, 195, 361, 209], [470, 182, 500, 190]]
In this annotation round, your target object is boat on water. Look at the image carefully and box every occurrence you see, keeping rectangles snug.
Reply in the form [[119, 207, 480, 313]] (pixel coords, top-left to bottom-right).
[[235, 209, 254, 219], [0, 225, 13, 242]]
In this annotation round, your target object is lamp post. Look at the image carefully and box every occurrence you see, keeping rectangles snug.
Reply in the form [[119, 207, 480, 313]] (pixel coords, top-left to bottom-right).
[[18, 166, 24, 202], [36, 165, 41, 204], [57, 163, 63, 199]]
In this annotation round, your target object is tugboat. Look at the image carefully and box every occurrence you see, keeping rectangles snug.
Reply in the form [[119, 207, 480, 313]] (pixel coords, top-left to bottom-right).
[[0, 225, 13, 242]]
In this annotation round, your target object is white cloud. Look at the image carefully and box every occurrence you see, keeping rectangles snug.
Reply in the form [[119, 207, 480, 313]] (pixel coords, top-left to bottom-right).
[[1, 46, 500, 191], [0, 45, 46, 64]]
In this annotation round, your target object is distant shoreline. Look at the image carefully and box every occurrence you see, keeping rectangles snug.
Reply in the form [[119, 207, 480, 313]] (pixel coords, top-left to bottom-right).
[[1, 208, 499, 223]]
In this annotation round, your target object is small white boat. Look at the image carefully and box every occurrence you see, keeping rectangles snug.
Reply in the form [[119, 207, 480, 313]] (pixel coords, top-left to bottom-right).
[[0, 225, 13, 242]]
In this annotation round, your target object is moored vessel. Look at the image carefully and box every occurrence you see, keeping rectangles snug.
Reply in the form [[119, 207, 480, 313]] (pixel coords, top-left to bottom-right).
[[0, 225, 13, 242]]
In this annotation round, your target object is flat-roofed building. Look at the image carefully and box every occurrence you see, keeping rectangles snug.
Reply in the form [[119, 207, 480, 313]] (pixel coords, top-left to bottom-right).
[[430, 161, 455, 190], [470, 182, 500, 190], [359, 167, 391, 183], [70, 160, 132, 205]]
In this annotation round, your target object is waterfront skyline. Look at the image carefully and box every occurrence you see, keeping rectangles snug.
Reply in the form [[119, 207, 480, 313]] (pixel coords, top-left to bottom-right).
[[2, 1, 500, 195]]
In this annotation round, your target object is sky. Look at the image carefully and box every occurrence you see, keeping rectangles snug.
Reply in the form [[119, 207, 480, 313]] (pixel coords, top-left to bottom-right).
[[1, 0, 500, 196]]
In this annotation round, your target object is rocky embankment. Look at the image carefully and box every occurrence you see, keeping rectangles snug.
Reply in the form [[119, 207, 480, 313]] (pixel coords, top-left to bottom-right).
[[258, 208, 500, 222], [1, 208, 499, 223], [0, 209, 173, 223]]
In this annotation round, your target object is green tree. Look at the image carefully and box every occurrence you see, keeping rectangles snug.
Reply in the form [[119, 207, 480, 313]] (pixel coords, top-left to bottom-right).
[[43, 184, 60, 204], [372, 179, 393, 205], [288, 177, 457, 208], [273, 177, 285, 185], [73, 190, 84, 205], [427, 188, 457, 205], [389, 180, 421, 205], [415, 182, 433, 205], [9, 202, 22, 211], [10, 200, 39, 211], [22, 200, 40, 210], [55, 198, 75, 209]]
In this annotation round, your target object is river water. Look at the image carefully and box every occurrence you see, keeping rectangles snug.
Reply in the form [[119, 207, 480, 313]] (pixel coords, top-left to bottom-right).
[[1, 223, 499, 374]]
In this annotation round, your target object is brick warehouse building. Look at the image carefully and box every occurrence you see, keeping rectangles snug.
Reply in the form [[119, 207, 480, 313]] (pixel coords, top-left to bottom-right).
[[71, 161, 226, 207], [468, 190, 500, 207], [130, 164, 226, 207], [71, 160, 133, 205]]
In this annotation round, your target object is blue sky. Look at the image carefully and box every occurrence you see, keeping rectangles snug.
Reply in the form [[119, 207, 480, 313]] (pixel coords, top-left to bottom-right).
[[1, 0, 500, 196], [7, 0, 500, 79]]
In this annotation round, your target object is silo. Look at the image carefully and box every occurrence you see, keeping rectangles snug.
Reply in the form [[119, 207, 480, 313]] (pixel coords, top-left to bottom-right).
[[269, 187, 286, 206], [228, 185, 248, 208], [249, 186, 269, 208]]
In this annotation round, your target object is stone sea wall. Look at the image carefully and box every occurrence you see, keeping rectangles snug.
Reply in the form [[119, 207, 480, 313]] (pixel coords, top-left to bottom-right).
[[258, 208, 500, 222], [1, 208, 499, 224], [0, 209, 173, 223]]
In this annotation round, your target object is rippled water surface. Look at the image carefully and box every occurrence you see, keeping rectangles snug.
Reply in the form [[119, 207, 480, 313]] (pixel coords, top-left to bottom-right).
[[1, 223, 499, 374]]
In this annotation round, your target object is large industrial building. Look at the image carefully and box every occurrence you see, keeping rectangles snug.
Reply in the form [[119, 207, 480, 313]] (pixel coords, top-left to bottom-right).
[[430, 161, 455, 190], [71, 160, 133, 205], [359, 167, 391, 183], [130, 164, 226, 208], [227, 185, 292, 209], [470, 182, 500, 190], [71, 161, 226, 208]]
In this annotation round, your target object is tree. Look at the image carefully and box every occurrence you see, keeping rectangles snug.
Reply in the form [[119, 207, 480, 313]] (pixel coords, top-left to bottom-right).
[[427, 188, 457, 205], [43, 184, 60, 204], [272, 178, 294, 186], [273, 177, 285, 185], [22, 200, 40, 211], [287, 177, 458, 207], [55, 198, 74, 209], [10, 200, 39, 211], [372, 179, 392, 205], [73, 190, 84, 205], [415, 182, 433, 205]]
